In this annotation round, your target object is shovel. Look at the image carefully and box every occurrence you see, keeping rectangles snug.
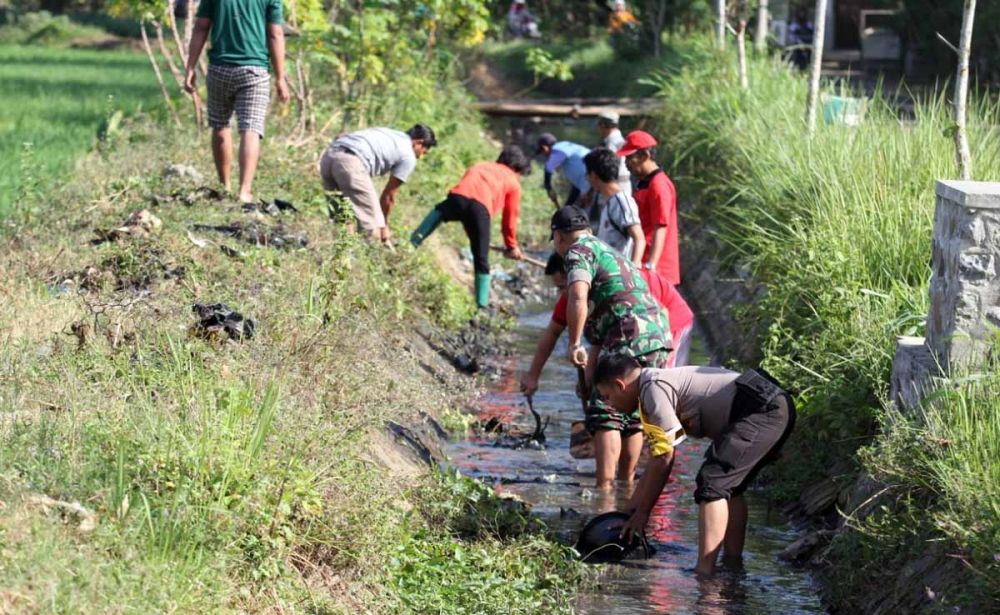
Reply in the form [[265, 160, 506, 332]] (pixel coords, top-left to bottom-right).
[[525, 393, 548, 444], [569, 366, 595, 459], [490, 245, 547, 269]]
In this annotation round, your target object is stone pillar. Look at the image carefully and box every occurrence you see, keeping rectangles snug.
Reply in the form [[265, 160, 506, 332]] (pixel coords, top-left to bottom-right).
[[926, 180, 1000, 372]]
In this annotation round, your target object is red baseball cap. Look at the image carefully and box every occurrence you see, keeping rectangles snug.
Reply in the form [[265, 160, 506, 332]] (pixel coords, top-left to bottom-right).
[[616, 130, 657, 157]]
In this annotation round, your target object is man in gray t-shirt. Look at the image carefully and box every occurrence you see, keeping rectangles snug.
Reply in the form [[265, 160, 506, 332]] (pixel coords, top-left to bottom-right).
[[594, 354, 795, 578], [319, 124, 436, 244]]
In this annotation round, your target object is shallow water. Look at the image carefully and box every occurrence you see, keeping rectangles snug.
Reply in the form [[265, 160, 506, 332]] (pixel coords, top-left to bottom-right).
[[446, 309, 827, 614]]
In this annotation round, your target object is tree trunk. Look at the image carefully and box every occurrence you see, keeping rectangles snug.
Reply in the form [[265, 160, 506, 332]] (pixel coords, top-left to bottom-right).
[[651, 0, 668, 58], [737, 18, 749, 89], [754, 0, 769, 53], [954, 0, 976, 180], [805, 0, 828, 133], [716, 0, 727, 50], [154, 21, 183, 87], [140, 22, 182, 128]]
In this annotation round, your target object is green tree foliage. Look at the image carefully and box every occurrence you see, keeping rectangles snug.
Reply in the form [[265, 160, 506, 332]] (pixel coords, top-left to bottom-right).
[[897, 0, 1000, 82]]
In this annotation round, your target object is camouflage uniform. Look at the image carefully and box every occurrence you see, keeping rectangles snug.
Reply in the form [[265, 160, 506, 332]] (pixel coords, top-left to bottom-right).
[[564, 235, 673, 433]]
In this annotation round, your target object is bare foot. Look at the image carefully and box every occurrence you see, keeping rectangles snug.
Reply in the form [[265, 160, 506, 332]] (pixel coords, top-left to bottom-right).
[[238, 192, 254, 204], [595, 480, 615, 492]]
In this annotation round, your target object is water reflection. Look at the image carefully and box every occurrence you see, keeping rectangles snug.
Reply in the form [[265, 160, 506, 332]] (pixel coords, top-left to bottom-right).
[[446, 308, 827, 614]]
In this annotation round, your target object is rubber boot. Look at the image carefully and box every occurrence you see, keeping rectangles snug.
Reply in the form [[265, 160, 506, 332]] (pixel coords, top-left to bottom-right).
[[410, 209, 443, 247], [475, 273, 492, 309]]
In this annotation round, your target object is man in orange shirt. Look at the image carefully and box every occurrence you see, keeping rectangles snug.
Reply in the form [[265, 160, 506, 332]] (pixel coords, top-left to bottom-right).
[[410, 145, 529, 308], [618, 130, 681, 285]]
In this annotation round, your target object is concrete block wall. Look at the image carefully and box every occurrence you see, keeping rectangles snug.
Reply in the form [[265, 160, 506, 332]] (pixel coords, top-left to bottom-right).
[[891, 180, 1000, 411], [926, 180, 1000, 371]]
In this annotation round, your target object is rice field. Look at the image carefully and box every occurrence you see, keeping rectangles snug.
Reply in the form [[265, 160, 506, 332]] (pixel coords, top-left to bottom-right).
[[0, 44, 165, 217]]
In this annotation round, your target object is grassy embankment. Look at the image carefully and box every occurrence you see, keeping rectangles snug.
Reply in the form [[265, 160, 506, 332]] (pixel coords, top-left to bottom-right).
[[0, 36, 582, 615], [650, 42, 1000, 609], [474, 38, 679, 98]]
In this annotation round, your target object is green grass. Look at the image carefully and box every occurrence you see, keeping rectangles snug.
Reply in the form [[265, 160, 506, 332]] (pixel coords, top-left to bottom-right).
[[645, 38, 1000, 607], [476, 37, 692, 98], [0, 44, 164, 217], [0, 41, 585, 612]]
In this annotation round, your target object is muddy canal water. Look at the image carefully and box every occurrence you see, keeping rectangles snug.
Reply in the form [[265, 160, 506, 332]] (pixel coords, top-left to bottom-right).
[[446, 309, 827, 614]]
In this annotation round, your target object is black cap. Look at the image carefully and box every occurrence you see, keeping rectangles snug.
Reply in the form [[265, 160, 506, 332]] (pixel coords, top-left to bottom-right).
[[550, 205, 590, 236], [536, 132, 557, 154]]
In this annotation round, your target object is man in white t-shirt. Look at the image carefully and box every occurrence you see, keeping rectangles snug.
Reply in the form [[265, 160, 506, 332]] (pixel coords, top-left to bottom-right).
[[596, 111, 630, 197], [584, 147, 645, 265], [319, 124, 436, 245]]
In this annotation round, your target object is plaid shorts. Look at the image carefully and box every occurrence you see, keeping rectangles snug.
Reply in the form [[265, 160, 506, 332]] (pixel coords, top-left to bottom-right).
[[206, 65, 271, 137]]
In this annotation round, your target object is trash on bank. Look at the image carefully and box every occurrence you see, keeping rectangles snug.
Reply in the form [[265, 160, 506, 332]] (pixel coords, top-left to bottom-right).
[[191, 221, 308, 249], [190, 303, 255, 342], [241, 198, 299, 216], [92, 209, 163, 244], [150, 186, 226, 207], [163, 163, 204, 183], [822, 94, 866, 127]]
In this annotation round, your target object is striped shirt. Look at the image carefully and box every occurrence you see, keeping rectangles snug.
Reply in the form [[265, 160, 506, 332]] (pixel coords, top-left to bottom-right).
[[596, 190, 641, 259]]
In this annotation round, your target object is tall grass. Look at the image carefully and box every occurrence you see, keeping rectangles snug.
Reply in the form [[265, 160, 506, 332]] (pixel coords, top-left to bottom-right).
[[654, 47, 1000, 488], [651, 41, 1000, 605]]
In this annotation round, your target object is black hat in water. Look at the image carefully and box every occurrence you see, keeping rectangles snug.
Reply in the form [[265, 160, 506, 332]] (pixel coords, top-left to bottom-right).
[[575, 511, 644, 563]]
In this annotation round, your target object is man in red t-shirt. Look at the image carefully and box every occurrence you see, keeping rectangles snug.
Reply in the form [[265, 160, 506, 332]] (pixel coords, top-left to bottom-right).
[[410, 145, 529, 308], [519, 253, 694, 396], [617, 130, 680, 285]]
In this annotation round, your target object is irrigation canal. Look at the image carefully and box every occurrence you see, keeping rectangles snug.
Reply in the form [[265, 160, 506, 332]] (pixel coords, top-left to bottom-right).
[[446, 307, 826, 614]]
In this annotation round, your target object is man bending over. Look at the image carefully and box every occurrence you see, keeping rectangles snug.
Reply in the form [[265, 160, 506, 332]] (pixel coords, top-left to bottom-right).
[[594, 354, 795, 576]]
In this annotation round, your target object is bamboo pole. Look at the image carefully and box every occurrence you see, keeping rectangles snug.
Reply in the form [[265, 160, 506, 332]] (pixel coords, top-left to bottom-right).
[[155, 20, 203, 128], [805, 0, 828, 133], [715, 0, 727, 51], [954, 0, 977, 180], [490, 246, 546, 269], [140, 21, 182, 127], [736, 19, 748, 89]]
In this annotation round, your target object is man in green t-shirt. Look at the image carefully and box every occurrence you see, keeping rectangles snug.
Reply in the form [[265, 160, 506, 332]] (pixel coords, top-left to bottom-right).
[[550, 205, 673, 490], [184, 0, 290, 204]]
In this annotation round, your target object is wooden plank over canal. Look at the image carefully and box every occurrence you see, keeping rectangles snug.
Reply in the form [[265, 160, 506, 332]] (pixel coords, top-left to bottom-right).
[[473, 97, 661, 118]]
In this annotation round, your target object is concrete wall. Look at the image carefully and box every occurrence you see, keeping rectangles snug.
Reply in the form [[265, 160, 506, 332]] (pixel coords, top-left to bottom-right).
[[890, 180, 1000, 411]]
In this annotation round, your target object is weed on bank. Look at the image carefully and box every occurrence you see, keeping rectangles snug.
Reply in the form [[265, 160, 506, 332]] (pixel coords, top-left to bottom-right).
[[651, 42, 1000, 606], [0, 56, 583, 612]]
